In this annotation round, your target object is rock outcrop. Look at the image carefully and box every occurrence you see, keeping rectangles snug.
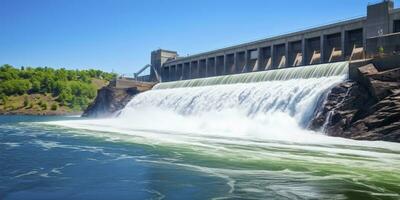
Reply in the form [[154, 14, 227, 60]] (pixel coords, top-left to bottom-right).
[[82, 86, 140, 118], [310, 63, 400, 142]]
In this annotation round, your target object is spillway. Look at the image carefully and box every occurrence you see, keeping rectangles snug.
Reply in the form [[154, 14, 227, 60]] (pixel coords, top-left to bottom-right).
[[118, 62, 348, 130], [154, 62, 348, 89], [49, 62, 350, 137]]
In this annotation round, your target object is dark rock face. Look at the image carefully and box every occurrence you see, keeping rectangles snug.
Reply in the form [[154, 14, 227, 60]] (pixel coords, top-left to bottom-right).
[[82, 86, 140, 118], [310, 65, 400, 142]]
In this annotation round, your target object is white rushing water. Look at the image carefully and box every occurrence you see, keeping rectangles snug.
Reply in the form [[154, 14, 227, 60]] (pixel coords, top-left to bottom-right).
[[154, 61, 348, 89], [46, 62, 355, 144]]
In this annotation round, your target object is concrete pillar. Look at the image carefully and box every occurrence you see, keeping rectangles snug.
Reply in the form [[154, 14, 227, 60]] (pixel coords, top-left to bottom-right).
[[168, 65, 175, 81], [223, 55, 227, 75], [233, 53, 236, 73], [222, 55, 226, 75], [244, 50, 248, 72], [270, 46, 275, 69], [177, 64, 183, 80], [205, 58, 208, 77], [257, 47, 261, 70], [285, 41, 289, 68], [180, 64, 184, 80], [320, 35, 325, 64], [188, 63, 191, 79], [169, 66, 172, 81], [301, 38, 306, 66], [341, 29, 346, 60], [186, 62, 191, 80], [212, 56, 217, 76], [165, 66, 170, 82], [189, 61, 193, 79], [235, 52, 239, 73], [363, 27, 367, 51]]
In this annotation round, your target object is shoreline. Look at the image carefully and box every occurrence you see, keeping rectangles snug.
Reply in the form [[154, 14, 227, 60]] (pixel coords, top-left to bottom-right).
[[0, 111, 82, 116]]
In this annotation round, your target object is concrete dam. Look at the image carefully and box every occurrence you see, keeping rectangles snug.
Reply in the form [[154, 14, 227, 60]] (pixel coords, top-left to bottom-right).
[[146, 0, 400, 83], [87, 0, 400, 143]]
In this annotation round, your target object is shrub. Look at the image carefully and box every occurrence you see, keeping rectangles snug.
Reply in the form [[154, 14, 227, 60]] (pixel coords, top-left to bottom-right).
[[0, 94, 7, 105], [41, 102, 47, 110], [23, 95, 29, 107], [51, 103, 58, 111], [0, 79, 31, 95]]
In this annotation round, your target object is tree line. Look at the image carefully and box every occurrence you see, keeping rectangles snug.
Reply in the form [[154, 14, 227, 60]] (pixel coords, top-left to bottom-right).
[[0, 64, 116, 110]]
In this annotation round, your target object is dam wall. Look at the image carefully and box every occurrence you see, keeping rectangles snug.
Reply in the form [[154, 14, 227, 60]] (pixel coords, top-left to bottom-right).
[[151, 1, 400, 82]]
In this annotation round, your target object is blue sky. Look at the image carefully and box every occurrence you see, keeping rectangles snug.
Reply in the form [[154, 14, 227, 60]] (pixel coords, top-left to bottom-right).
[[1, 0, 399, 75]]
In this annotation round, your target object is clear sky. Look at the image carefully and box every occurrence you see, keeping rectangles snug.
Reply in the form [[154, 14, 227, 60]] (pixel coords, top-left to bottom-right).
[[1, 0, 399, 75]]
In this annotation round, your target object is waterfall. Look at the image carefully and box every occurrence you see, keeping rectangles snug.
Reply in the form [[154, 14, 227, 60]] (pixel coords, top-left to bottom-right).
[[154, 62, 348, 89], [48, 62, 349, 142], [117, 62, 348, 130]]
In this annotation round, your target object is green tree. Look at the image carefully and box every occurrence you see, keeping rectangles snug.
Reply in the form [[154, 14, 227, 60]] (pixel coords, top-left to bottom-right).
[[0, 64, 115, 111], [31, 80, 41, 93], [0, 79, 32, 95]]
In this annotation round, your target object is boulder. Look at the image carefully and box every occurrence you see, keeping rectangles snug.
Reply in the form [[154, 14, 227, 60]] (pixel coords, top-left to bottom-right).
[[310, 63, 400, 143]]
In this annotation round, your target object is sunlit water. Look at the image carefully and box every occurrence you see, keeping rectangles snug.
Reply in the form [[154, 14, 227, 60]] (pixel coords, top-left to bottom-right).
[[2, 64, 400, 199]]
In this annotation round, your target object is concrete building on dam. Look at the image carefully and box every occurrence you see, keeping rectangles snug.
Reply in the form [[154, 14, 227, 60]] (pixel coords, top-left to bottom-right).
[[148, 0, 400, 82]]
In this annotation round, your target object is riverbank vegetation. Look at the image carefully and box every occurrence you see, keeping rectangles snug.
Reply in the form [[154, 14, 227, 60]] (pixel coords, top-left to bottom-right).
[[0, 64, 116, 114]]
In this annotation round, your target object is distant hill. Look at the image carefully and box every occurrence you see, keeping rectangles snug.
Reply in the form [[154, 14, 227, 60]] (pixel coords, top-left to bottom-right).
[[0, 64, 116, 115]]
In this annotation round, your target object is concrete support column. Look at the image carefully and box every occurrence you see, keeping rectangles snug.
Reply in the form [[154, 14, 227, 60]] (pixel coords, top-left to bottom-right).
[[233, 53, 236, 73], [174, 66, 177, 80], [341, 29, 346, 61], [256, 47, 261, 71], [223, 55, 227, 75], [174, 66, 178, 81], [244, 50, 248, 72], [320, 35, 325, 64], [189, 61, 193, 79], [213, 57, 217, 76], [301, 38, 306, 66], [205, 58, 208, 77], [285, 41, 289, 68], [363, 28, 367, 52], [181, 64, 184, 80], [169, 66, 173, 81], [165, 67, 170, 82], [270, 45, 275, 69]]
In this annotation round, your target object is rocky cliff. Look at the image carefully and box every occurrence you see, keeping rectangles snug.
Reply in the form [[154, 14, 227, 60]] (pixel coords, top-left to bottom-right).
[[83, 79, 155, 118], [310, 62, 400, 142], [82, 86, 139, 118]]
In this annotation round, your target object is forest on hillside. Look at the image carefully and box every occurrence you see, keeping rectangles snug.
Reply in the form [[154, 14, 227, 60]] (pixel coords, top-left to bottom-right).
[[0, 64, 116, 112]]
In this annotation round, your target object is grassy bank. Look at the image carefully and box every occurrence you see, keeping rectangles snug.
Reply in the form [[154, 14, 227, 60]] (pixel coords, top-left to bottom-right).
[[0, 64, 115, 115]]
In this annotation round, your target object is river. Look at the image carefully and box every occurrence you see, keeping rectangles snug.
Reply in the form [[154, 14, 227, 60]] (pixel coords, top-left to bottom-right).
[[1, 62, 400, 199]]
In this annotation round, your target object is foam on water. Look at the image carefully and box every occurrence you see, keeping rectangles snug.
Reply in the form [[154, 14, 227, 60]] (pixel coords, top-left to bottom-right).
[[45, 62, 400, 151], [48, 76, 344, 141]]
